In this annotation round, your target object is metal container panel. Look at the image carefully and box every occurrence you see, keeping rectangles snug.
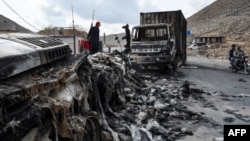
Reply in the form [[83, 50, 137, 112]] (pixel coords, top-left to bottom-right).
[[140, 10, 187, 57]]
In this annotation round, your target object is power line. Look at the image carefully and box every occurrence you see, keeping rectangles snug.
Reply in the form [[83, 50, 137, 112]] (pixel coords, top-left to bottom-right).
[[2, 0, 40, 31]]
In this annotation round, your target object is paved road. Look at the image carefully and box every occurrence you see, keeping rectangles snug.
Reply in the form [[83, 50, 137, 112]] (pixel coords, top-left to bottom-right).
[[177, 56, 250, 141], [182, 56, 250, 96]]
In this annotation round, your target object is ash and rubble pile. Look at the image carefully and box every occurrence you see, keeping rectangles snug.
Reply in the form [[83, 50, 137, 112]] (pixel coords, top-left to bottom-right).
[[0, 52, 213, 141]]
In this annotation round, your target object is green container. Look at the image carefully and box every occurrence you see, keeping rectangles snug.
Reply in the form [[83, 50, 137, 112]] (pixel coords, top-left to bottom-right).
[[98, 41, 103, 52]]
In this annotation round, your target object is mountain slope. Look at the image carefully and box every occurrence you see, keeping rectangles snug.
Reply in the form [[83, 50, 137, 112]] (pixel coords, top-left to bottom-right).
[[187, 0, 250, 42]]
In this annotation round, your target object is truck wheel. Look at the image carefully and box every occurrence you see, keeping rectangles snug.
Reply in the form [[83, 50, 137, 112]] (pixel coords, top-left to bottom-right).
[[131, 63, 143, 71], [182, 54, 187, 65], [143, 64, 148, 69], [171, 56, 179, 71], [171, 61, 177, 71]]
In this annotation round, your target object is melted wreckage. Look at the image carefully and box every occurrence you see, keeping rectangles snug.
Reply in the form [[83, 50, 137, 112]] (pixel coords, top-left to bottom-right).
[[0, 44, 214, 140]]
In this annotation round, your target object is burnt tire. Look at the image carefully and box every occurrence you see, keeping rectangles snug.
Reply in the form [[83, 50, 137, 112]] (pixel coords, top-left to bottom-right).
[[131, 63, 144, 72], [171, 58, 178, 71], [142, 64, 148, 69], [182, 54, 187, 66]]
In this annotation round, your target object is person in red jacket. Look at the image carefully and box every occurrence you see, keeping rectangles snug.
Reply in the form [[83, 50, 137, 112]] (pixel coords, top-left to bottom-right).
[[87, 21, 101, 54]]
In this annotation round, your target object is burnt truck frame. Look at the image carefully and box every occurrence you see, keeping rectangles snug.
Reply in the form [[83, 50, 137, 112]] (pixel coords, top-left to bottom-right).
[[0, 33, 72, 80], [130, 10, 187, 69]]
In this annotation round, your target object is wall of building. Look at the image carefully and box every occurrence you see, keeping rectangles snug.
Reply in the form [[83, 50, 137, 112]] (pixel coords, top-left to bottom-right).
[[51, 35, 85, 54]]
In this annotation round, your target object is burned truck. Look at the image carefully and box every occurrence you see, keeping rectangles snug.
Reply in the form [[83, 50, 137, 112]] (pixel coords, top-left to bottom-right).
[[0, 33, 72, 80], [130, 10, 187, 69]]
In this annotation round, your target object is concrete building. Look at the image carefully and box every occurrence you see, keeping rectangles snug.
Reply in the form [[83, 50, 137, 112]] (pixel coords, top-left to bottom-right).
[[51, 35, 87, 54], [195, 36, 225, 44]]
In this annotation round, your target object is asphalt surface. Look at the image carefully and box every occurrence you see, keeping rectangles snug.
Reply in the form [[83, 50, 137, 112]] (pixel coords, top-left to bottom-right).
[[183, 56, 250, 96], [177, 56, 250, 141]]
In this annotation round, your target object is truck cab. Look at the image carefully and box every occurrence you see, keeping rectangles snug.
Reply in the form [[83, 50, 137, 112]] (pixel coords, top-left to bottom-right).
[[130, 23, 176, 66]]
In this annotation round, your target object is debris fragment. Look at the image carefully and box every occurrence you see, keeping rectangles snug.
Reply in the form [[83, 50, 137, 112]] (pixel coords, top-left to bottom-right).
[[239, 78, 247, 82]]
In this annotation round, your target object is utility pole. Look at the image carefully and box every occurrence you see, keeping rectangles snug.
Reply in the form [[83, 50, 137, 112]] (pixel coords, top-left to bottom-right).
[[91, 10, 95, 27], [72, 5, 76, 54]]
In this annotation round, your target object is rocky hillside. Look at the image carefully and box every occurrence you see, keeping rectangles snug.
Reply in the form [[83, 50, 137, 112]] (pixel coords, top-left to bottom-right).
[[0, 14, 32, 33], [187, 0, 250, 42]]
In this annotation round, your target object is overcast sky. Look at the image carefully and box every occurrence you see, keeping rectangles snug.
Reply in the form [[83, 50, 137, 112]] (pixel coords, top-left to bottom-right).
[[0, 0, 216, 35]]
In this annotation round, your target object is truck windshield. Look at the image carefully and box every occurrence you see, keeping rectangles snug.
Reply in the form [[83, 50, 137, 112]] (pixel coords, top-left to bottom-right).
[[132, 26, 170, 41]]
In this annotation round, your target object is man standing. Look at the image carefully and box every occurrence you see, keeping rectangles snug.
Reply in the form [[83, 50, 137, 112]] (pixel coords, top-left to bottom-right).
[[87, 21, 101, 54], [122, 24, 131, 53]]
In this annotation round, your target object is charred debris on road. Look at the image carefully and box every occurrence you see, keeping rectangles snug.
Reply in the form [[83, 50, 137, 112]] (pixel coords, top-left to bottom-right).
[[0, 52, 219, 141]]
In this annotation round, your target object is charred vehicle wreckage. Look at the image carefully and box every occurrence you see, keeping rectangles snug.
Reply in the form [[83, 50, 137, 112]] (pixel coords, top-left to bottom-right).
[[0, 33, 72, 80], [0, 32, 220, 140], [130, 11, 187, 70]]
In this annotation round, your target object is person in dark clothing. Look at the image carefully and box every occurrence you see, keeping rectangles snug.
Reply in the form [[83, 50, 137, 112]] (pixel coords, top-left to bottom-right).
[[233, 45, 245, 68], [229, 44, 236, 68], [229, 44, 236, 61], [122, 24, 131, 53], [87, 21, 101, 54]]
